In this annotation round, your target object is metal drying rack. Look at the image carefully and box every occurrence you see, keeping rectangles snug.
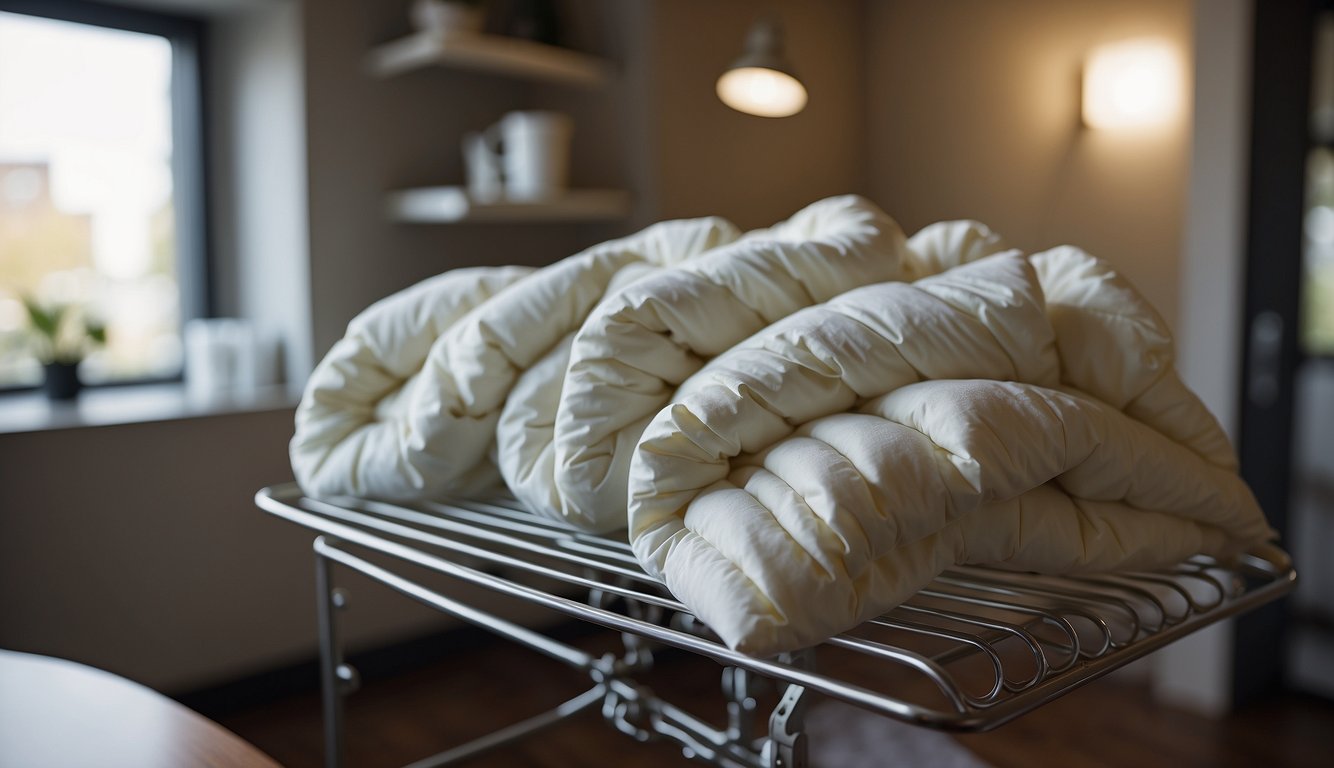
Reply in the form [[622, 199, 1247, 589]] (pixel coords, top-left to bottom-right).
[[256, 483, 1295, 768]]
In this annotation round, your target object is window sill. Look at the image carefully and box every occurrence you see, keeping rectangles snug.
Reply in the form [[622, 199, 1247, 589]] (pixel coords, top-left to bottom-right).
[[0, 383, 297, 436]]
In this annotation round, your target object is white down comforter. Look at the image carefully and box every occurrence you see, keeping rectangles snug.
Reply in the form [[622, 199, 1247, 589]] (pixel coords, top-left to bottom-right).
[[626, 224, 1271, 655], [290, 216, 741, 499], [291, 201, 1270, 658], [498, 195, 907, 531]]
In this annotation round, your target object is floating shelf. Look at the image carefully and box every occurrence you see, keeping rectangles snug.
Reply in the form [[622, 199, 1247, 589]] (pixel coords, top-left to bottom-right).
[[366, 31, 610, 87], [387, 186, 631, 223]]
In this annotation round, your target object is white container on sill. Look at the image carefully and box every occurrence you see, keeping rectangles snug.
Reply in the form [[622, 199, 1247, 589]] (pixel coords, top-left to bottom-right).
[[185, 318, 261, 402]]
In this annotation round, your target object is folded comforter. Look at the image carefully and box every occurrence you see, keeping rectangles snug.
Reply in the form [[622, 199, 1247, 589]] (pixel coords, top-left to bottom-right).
[[627, 234, 1270, 655], [291, 216, 741, 500], [497, 195, 908, 531], [291, 199, 1268, 658]]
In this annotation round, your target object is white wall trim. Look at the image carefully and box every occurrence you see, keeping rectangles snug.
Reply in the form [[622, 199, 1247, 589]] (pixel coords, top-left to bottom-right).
[[1152, 0, 1253, 716]]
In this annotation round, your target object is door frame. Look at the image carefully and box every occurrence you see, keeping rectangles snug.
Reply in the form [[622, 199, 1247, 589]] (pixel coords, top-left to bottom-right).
[[1232, 0, 1320, 704]]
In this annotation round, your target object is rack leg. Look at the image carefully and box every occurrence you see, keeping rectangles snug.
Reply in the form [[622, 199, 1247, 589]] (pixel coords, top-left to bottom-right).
[[316, 536, 350, 768], [722, 666, 757, 744], [763, 650, 813, 768], [763, 683, 809, 768]]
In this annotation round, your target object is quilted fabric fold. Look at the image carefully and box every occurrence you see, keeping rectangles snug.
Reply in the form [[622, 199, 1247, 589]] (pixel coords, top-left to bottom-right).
[[626, 247, 1271, 655], [290, 199, 1269, 658], [291, 216, 741, 500], [496, 195, 909, 532], [290, 266, 532, 499]]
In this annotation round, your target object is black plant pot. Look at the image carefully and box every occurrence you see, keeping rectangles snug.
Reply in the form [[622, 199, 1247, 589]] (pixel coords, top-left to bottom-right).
[[42, 361, 82, 401]]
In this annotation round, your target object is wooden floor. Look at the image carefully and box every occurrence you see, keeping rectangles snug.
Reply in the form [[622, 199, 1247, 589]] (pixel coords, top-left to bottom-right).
[[218, 631, 1334, 768]]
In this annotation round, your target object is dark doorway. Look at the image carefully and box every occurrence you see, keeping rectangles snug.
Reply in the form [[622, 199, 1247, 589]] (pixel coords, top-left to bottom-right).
[[1234, 0, 1334, 704]]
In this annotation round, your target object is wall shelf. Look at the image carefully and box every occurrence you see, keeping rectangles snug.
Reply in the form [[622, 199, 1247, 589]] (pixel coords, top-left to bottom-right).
[[386, 187, 631, 223], [366, 31, 610, 87]]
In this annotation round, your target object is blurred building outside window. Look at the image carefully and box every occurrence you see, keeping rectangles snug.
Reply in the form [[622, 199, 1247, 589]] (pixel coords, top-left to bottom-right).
[[0, 8, 191, 388]]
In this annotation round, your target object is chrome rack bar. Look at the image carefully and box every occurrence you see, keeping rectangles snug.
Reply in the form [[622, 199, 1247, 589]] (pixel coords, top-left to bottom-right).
[[402, 687, 606, 768], [257, 484, 1296, 768], [314, 538, 347, 768]]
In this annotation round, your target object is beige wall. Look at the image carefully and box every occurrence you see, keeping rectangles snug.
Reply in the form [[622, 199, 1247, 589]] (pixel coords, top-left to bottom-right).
[[0, 411, 328, 691], [0, 0, 873, 693], [211, 0, 314, 390], [1154, 0, 1252, 716], [0, 409, 556, 692], [639, 0, 867, 230], [6, 0, 1211, 697], [300, 0, 866, 355], [301, 0, 638, 356], [864, 0, 1193, 329]]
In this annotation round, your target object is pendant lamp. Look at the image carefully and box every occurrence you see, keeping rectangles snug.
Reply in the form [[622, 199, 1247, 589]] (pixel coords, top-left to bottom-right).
[[716, 18, 808, 118]]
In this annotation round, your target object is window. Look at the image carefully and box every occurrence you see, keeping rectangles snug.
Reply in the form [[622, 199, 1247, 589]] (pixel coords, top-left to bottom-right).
[[0, 0, 206, 388], [1303, 146, 1334, 356]]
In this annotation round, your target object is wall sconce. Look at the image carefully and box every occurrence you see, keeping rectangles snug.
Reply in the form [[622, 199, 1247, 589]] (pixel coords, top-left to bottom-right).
[[1082, 38, 1181, 130], [716, 18, 807, 118]]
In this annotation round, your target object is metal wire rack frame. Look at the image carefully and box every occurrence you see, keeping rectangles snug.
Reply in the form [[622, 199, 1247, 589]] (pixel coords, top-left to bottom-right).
[[255, 483, 1296, 768]]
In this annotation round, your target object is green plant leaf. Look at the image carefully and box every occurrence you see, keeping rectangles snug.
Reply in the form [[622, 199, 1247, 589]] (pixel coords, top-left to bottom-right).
[[21, 295, 64, 341], [87, 322, 107, 345]]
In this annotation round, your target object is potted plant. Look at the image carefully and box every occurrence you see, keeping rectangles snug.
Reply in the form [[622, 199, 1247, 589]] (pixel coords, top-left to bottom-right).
[[21, 296, 105, 400]]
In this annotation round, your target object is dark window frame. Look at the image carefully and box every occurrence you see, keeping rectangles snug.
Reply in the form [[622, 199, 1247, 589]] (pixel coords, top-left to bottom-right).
[[0, 0, 211, 392]]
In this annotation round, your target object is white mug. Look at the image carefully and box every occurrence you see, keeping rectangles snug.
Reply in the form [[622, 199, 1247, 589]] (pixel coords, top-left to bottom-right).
[[469, 111, 573, 201], [461, 131, 503, 201]]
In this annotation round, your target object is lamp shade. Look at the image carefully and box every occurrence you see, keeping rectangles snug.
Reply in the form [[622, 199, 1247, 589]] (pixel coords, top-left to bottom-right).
[[716, 19, 807, 118], [1082, 38, 1181, 130]]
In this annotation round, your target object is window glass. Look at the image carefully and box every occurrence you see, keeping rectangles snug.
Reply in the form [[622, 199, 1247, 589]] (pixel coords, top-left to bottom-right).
[[0, 10, 180, 386], [1304, 147, 1334, 356], [1305, 14, 1334, 357]]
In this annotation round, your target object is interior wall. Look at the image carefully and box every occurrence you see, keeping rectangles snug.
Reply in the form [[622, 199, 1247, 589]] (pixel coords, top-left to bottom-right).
[[298, 0, 866, 356], [523, 0, 656, 227], [0, 411, 452, 692], [1174, 0, 1252, 441], [1150, 0, 1253, 717], [301, 0, 637, 357], [864, 0, 1259, 712], [10, 0, 1271, 712], [641, 0, 867, 230], [210, 0, 314, 391], [0, 0, 458, 694], [0, 0, 877, 695], [864, 0, 1193, 330]]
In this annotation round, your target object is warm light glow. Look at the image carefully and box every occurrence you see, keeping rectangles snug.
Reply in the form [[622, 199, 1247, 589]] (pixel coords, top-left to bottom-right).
[[1082, 39, 1181, 130], [716, 67, 808, 118]]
